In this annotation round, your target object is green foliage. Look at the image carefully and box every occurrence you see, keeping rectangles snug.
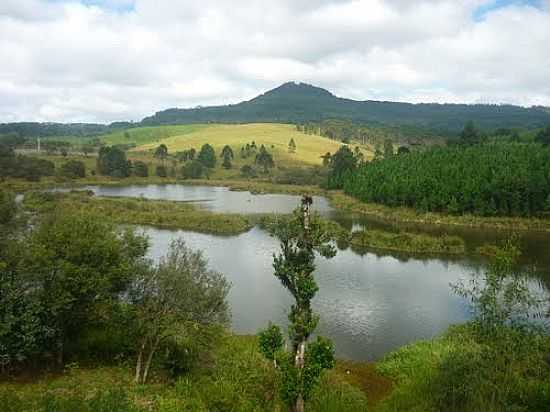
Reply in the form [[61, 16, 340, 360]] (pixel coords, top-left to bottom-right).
[[154, 144, 168, 162], [97, 146, 130, 177], [343, 143, 550, 216], [142, 82, 550, 132], [240, 164, 256, 178], [0, 145, 55, 181], [129, 239, 230, 383], [0, 190, 16, 225], [535, 125, 550, 145], [132, 160, 149, 177], [273, 166, 329, 186], [258, 323, 284, 361], [221, 145, 233, 169], [260, 203, 337, 409], [22, 212, 148, 365], [197, 143, 216, 168], [460, 120, 480, 145], [377, 325, 550, 412], [23, 191, 252, 235], [175, 148, 196, 162], [181, 160, 205, 179], [378, 240, 549, 412], [155, 165, 167, 177], [255, 145, 275, 173], [383, 139, 394, 159], [59, 160, 85, 178], [453, 238, 543, 336], [350, 229, 465, 254], [327, 145, 359, 189]]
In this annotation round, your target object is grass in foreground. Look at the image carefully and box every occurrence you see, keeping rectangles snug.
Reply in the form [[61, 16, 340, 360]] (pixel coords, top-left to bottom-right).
[[376, 324, 550, 412], [350, 229, 465, 255], [0, 335, 371, 412], [23, 191, 252, 235]]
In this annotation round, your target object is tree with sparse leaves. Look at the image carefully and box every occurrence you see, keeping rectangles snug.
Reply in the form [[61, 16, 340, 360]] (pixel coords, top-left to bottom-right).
[[130, 239, 230, 384], [259, 198, 337, 412]]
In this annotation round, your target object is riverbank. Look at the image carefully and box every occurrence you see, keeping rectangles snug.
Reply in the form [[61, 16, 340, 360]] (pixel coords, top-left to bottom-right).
[[23, 191, 253, 235], [6, 175, 550, 233], [0, 334, 383, 411], [0, 176, 323, 196], [350, 229, 465, 255], [329, 191, 550, 233]]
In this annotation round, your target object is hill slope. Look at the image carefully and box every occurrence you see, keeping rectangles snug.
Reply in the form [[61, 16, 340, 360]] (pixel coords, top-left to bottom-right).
[[133, 123, 361, 166], [142, 82, 550, 132]]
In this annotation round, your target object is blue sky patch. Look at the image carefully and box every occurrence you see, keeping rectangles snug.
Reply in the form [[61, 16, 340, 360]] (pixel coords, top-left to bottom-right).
[[473, 0, 542, 21]]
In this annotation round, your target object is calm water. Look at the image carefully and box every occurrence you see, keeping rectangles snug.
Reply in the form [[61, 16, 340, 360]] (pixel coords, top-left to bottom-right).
[[80, 184, 332, 215], [74, 184, 549, 360]]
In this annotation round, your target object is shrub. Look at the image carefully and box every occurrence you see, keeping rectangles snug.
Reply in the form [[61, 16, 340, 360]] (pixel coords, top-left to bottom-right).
[[132, 161, 148, 177], [155, 165, 167, 177], [181, 160, 205, 179], [60, 160, 86, 178]]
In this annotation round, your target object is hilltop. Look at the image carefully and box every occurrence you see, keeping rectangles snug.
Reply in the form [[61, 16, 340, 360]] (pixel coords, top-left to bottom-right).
[[2, 83, 550, 139], [142, 82, 550, 132]]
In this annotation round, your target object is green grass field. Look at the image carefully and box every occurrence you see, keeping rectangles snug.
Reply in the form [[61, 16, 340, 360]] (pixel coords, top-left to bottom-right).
[[130, 123, 370, 166], [101, 125, 208, 146]]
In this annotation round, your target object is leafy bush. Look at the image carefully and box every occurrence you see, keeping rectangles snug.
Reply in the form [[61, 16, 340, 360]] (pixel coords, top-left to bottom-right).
[[60, 160, 86, 178], [132, 160, 148, 177], [181, 160, 205, 179], [155, 165, 167, 177]]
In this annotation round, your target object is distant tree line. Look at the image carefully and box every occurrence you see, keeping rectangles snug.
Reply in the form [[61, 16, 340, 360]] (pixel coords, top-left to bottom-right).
[[140, 82, 550, 132]]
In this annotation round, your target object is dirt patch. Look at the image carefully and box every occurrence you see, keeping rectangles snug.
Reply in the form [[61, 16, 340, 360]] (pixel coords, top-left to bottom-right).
[[335, 359, 393, 408]]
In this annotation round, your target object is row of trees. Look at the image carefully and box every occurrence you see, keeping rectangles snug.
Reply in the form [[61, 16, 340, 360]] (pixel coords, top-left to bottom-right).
[[0, 192, 230, 383], [342, 142, 550, 216], [0, 144, 55, 181]]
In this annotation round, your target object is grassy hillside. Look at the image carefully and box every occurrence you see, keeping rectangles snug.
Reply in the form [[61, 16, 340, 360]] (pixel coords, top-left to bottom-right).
[[101, 124, 207, 146], [132, 123, 366, 166]]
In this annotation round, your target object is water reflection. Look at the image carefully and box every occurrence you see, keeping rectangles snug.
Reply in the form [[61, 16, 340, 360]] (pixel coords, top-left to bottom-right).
[[144, 226, 473, 361]]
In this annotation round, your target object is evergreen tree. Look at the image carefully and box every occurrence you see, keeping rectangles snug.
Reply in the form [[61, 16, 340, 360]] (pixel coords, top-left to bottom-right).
[[255, 145, 274, 173], [197, 144, 216, 168], [288, 138, 297, 153]]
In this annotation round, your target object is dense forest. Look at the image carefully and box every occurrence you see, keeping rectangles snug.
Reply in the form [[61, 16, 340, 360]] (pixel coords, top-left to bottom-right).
[[341, 142, 550, 217], [142, 82, 550, 132]]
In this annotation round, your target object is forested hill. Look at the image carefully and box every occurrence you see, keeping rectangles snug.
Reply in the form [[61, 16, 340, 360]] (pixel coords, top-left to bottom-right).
[[142, 82, 550, 132]]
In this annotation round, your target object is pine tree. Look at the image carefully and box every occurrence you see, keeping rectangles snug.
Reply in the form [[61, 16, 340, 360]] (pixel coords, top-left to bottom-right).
[[288, 138, 297, 153]]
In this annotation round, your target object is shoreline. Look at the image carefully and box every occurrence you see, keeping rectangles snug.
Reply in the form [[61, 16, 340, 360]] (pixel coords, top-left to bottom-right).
[[4, 176, 550, 233]]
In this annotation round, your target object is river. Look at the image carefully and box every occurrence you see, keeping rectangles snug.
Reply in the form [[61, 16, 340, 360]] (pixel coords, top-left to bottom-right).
[[70, 184, 550, 361]]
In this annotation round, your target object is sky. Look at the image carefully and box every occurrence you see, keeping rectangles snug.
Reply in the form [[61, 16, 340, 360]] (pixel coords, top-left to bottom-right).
[[1, 0, 549, 123]]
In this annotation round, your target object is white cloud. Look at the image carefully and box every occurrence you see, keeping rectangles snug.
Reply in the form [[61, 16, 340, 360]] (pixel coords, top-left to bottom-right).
[[0, 0, 549, 122]]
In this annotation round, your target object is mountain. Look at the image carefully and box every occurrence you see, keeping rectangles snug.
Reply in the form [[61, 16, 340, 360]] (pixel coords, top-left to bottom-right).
[[142, 82, 550, 133]]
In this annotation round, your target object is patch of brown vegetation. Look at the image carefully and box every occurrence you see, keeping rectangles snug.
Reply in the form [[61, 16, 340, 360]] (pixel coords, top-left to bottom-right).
[[335, 359, 393, 408]]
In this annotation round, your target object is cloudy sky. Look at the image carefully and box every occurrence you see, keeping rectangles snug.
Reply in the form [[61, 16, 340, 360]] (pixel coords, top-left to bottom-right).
[[1, 0, 549, 123]]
